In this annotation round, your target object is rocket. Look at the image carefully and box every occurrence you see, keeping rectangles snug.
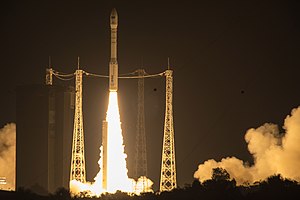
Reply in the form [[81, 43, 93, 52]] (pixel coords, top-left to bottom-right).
[[109, 8, 118, 92], [102, 8, 118, 190]]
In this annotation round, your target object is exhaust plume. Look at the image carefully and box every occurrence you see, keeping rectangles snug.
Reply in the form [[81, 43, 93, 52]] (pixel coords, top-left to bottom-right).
[[194, 106, 300, 184], [0, 123, 16, 191], [69, 92, 153, 196]]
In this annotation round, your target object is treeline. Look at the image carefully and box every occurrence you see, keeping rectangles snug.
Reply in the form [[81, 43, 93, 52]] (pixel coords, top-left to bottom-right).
[[1, 168, 300, 200]]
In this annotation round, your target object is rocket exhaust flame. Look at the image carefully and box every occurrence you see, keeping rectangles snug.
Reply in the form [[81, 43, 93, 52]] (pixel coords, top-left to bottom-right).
[[70, 92, 153, 196], [97, 92, 153, 194], [98, 91, 134, 193]]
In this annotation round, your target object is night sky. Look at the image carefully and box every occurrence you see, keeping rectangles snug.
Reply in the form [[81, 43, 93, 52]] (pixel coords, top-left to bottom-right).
[[1, 0, 300, 190]]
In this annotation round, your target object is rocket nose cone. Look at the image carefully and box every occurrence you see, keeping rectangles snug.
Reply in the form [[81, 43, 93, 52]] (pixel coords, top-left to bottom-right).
[[110, 8, 118, 27], [111, 8, 117, 16]]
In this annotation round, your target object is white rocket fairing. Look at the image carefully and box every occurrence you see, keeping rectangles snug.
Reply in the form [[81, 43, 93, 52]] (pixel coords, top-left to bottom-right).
[[109, 8, 118, 92]]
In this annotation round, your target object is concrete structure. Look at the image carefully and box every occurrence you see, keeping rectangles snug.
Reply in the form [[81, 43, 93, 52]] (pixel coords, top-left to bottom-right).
[[134, 69, 148, 192], [16, 84, 74, 194]]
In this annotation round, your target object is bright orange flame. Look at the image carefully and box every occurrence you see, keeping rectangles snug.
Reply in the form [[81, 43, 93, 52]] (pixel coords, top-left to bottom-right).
[[70, 92, 153, 196], [97, 91, 134, 193]]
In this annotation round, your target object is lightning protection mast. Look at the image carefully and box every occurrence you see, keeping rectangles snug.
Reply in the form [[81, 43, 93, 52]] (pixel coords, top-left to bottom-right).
[[160, 61, 177, 192], [70, 58, 86, 184]]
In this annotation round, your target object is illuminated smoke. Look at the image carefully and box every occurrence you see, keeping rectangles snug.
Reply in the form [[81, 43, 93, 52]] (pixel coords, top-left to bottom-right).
[[0, 123, 16, 191], [194, 106, 300, 184], [70, 92, 153, 196]]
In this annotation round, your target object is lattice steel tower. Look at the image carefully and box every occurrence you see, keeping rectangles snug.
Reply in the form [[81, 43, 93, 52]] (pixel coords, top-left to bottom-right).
[[70, 60, 86, 183], [134, 69, 148, 183], [160, 66, 177, 191]]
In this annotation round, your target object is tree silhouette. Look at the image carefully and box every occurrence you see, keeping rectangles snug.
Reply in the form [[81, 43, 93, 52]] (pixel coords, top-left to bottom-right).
[[2, 174, 300, 200], [51, 187, 71, 200], [201, 167, 240, 200], [211, 167, 230, 181]]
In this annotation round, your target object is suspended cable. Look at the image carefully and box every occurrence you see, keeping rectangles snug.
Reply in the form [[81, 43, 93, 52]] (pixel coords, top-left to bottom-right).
[[119, 72, 165, 79], [53, 74, 75, 81], [84, 72, 109, 78], [52, 69, 166, 81], [84, 71, 165, 79], [53, 71, 75, 77]]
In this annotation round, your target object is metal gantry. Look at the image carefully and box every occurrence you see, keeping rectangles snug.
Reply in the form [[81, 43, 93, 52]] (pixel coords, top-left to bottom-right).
[[45, 60, 175, 191], [160, 69, 177, 192], [70, 66, 86, 183]]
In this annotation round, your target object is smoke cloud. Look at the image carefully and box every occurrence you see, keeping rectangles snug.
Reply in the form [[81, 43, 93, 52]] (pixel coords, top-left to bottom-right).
[[194, 106, 300, 184], [0, 123, 16, 190]]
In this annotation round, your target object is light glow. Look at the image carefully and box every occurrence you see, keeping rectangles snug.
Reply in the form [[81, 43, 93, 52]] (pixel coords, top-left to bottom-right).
[[70, 92, 153, 196], [95, 91, 135, 193]]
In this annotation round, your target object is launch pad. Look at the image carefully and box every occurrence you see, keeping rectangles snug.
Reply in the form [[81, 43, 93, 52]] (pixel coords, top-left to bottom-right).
[[45, 8, 177, 195]]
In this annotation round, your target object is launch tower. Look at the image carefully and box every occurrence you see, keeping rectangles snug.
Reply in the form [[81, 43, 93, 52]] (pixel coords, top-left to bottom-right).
[[159, 66, 177, 191], [70, 60, 86, 183]]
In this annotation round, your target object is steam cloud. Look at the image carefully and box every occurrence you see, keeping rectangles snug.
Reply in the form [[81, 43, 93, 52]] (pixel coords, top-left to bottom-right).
[[0, 123, 16, 190], [194, 106, 300, 184]]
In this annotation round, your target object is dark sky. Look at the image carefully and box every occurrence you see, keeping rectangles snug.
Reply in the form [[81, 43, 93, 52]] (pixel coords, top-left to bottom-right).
[[1, 0, 300, 190]]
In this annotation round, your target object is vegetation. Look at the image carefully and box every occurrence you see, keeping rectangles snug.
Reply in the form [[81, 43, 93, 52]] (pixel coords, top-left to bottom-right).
[[1, 168, 300, 200]]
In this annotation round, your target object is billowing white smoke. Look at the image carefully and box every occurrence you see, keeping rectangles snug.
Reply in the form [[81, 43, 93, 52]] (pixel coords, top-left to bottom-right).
[[0, 123, 16, 191], [194, 107, 300, 184]]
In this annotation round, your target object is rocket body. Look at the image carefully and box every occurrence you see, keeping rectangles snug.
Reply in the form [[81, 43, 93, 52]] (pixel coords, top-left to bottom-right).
[[109, 8, 118, 92], [103, 8, 118, 190]]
